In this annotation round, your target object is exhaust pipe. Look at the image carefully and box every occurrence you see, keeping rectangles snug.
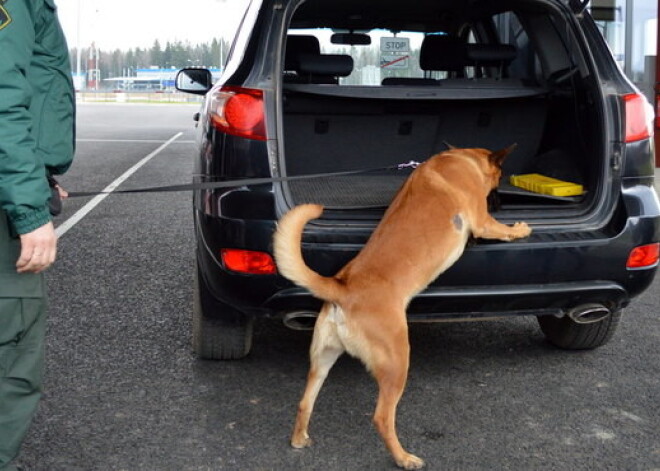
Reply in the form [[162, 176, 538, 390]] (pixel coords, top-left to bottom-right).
[[283, 311, 318, 331], [566, 303, 611, 325]]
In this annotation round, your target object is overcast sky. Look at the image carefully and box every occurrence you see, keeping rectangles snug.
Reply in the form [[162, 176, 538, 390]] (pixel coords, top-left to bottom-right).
[[55, 0, 250, 51]]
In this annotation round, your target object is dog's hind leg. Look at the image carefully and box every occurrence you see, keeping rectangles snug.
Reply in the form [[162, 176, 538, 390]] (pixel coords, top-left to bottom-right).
[[291, 304, 344, 449], [369, 318, 425, 470]]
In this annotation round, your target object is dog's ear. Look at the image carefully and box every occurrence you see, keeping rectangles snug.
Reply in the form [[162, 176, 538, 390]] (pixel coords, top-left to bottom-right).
[[489, 143, 517, 167]]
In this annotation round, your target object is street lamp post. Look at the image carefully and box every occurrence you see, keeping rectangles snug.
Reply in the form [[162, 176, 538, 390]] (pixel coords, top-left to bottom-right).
[[76, 0, 82, 90]]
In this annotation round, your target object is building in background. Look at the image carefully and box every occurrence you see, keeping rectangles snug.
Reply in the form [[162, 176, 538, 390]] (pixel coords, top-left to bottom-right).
[[102, 67, 222, 91], [591, 0, 657, 102], [590, 0, 659, 165]]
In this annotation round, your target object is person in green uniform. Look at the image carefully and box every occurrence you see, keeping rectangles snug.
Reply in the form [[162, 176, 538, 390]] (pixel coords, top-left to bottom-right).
[[0, 0, 75, 469]]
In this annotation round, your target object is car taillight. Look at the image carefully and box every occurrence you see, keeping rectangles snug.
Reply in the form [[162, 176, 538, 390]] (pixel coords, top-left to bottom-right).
[[221, 249, 277, 275], [626, 243, 660, 269], [623, 93, 653, 143], [209, 86, 266, 141]]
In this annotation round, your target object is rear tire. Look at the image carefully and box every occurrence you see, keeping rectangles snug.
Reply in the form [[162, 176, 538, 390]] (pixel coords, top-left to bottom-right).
[[537, 308, 622, 350], [193, 263, 253, 360]]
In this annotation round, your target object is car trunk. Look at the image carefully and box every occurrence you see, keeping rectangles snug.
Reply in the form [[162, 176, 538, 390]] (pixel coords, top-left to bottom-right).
[[280, 79, 603, 219], [277, 0, 606, 222]]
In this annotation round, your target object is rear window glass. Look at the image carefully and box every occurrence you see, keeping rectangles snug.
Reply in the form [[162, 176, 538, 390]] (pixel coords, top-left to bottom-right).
[[285, 28, 428, 85]]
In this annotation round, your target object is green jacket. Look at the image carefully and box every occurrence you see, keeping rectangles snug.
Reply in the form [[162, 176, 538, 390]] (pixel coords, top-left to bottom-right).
[[0, 0, 75, 236]]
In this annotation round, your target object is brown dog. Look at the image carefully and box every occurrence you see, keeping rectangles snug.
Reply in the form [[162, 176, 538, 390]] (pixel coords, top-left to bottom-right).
[[273, 146, 531, 469]]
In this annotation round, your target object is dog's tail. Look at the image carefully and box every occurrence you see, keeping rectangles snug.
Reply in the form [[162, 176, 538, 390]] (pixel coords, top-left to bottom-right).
[[274, 204, 344, 303]]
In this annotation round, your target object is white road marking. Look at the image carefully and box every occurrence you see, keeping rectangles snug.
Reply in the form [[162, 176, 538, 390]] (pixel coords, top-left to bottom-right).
[[76, 138, 194, 144], [589, 427, 616, 441], [56, 132, 183, 238], [607, 408, 645, 423]]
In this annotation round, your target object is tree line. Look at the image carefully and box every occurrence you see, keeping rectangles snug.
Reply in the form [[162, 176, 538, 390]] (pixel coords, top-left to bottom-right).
[[69, 38, 231, 78], [68, 37, 427, 84]]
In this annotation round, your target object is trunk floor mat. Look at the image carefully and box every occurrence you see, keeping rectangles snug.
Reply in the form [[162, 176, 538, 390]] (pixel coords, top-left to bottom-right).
[[287, 173, 409, 208], [286, 173, 581, 209]]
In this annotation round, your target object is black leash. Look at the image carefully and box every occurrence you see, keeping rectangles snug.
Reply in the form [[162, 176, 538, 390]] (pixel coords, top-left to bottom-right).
[[66, 161, 421, 198]]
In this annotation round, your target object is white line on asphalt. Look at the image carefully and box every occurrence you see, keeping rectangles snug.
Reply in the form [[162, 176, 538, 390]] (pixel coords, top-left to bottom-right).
[[56, 132, 183, 238], [76, 138, 194, 144]]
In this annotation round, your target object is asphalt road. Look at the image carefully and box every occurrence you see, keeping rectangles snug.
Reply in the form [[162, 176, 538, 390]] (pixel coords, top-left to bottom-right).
[[19, 103, 660, 471]]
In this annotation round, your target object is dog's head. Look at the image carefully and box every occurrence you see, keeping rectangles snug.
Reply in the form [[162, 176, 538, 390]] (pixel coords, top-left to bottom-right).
[[479, 144, 517, 189], [443, 143, 516, 189]]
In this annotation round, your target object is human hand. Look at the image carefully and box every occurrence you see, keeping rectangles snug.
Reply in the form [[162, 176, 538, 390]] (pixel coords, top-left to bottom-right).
[[16, 222, 58, 273], [56, 183, 69, 199]]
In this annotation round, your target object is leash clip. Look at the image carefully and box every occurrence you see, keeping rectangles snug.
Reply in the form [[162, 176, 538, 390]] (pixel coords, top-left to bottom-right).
[[397, 160, 421, 170]]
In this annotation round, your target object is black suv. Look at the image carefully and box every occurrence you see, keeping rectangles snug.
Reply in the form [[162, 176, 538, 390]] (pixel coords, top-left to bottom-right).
[[176, 0, 660, 360]]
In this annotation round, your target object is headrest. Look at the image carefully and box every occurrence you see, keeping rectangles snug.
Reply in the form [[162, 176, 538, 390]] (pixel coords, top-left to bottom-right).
[[466, 44, 517, 65], [296, 53, 354, 77], [419, 35, 467, 72], [284, 35, 321, 70]]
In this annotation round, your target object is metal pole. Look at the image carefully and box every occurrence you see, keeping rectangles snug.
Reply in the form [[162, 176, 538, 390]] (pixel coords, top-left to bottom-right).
[[656, 0, 660, 165], [76, 0, 82, 90], [625, 0, 633, 76], [95, 44, 99, 91]]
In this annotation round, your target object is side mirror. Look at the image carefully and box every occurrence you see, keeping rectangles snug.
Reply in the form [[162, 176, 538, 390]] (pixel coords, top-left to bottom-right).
[[175, 68, 213, 95]]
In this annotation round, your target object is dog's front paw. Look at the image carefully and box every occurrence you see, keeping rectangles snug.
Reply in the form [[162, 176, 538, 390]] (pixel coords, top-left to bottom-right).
[[396, 453, 425, 470], [509, 221, 531, 239]]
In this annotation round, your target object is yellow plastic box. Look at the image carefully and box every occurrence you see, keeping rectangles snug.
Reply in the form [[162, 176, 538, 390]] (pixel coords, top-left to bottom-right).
[[509, 173, 584, 197]]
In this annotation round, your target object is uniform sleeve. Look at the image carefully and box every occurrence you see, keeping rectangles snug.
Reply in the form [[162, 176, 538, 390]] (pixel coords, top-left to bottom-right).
[[0, 0, 52, 235]]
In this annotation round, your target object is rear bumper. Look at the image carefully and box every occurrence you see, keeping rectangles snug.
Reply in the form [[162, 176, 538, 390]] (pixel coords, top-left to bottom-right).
[[195, 182, 660, 320], [263, 280, 630, 321], [196, 219, 658, 321]]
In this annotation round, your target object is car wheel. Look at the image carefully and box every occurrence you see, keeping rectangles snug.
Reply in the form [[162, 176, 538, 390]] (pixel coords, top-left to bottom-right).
[[537, 308, 622, 350], [193, 263, 254, 360]]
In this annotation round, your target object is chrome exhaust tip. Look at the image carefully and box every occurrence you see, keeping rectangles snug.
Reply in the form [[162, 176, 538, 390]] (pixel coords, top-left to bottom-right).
[[567, 303, 611, 325], [283, 311, 318, 331]]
